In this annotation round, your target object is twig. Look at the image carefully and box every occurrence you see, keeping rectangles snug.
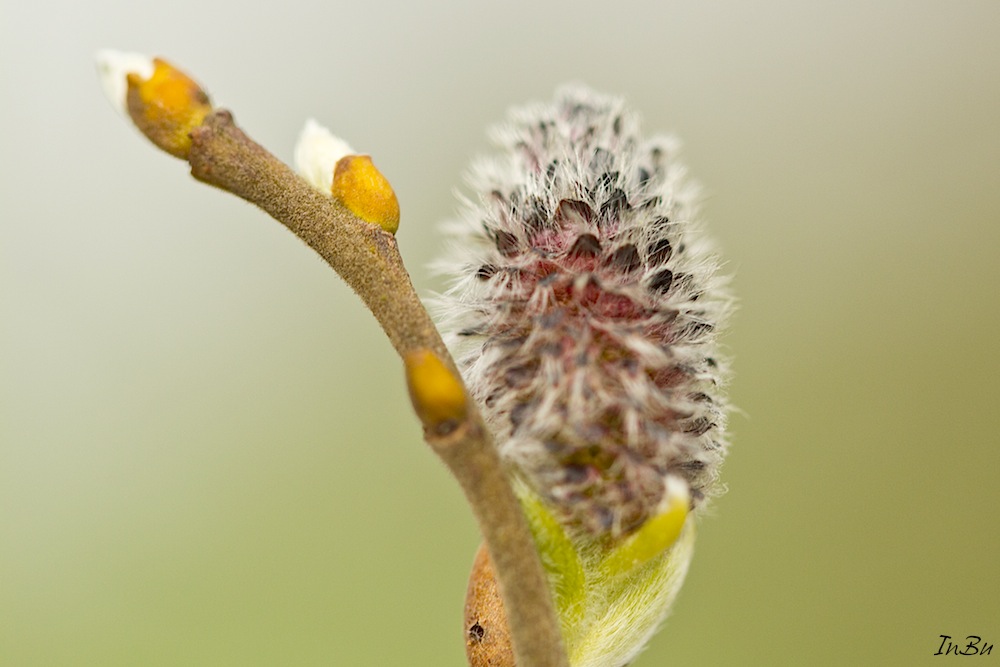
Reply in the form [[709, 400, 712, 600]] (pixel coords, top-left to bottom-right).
[[185, 109, 568, 667]]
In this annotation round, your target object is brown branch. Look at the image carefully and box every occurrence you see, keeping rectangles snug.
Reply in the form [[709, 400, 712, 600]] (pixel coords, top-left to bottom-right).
[[185, 110, 568, 667]]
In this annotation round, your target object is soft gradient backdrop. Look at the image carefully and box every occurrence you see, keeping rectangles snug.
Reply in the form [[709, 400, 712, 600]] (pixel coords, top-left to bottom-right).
[[3, 1, 998, 665]]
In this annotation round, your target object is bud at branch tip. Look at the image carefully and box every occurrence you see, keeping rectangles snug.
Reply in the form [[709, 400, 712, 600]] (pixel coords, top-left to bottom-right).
[[95, 50, 212, 159]]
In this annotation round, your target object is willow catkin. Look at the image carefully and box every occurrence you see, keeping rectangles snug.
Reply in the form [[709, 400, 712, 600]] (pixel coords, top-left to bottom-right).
[[437, 86, 732, 540]]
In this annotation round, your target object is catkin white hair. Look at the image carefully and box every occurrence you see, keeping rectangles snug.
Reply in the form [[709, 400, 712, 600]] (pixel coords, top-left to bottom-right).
[[436, 86, 732, 538]]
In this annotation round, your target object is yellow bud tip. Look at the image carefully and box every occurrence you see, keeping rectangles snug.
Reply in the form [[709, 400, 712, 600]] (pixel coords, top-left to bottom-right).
[[601, 476, 691, 576], [332, 155, 400, 234], [123, 57, 212, 159], [404, 350, 468, 435]]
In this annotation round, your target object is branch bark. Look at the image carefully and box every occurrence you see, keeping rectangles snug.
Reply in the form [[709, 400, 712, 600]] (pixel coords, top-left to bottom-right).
[[185, 110, 568, 667]]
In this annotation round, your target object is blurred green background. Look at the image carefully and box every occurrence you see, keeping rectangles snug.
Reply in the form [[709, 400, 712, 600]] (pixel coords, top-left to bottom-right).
[[3, 1, 998, 665]]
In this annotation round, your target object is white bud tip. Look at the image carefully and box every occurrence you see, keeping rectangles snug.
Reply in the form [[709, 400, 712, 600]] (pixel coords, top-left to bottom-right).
[[95, 49, 155, 117], [294, 118, 356, 195]]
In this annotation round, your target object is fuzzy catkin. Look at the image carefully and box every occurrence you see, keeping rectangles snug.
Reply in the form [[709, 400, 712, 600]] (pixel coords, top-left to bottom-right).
[[437, 86, 732, 538]]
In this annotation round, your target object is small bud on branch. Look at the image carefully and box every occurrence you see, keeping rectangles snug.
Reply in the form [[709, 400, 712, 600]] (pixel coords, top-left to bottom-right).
[[332, 155, 400, 234], [294, 119, 401, 234], [405, 349, 469, 436], [465, 544, 516, 667]]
